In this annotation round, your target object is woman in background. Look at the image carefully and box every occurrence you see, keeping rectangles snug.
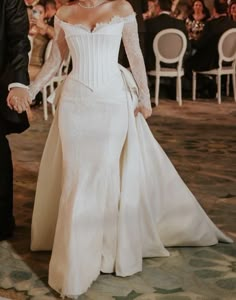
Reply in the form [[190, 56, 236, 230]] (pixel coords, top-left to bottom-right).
[[185, 0, 210, 39], [143, 0, 158, 20], [29, 4, 52, 66], [229, 0, 236, 21]]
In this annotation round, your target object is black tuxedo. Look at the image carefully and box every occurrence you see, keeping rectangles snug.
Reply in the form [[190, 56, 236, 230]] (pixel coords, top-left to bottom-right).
[[145, 13, 189, 71], [190, 16, 236, 71], [127, 0, 148, 33], [0, 0, 30, 240], [0, 0, 30, 134]]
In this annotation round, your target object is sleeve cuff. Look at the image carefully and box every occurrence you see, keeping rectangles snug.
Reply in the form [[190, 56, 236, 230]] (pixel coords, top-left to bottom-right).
[[8, 83, 29, 91]]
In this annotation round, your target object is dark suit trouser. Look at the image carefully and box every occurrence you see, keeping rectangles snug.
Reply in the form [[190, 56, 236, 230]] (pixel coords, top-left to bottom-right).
[[0, 129, 15, 236]]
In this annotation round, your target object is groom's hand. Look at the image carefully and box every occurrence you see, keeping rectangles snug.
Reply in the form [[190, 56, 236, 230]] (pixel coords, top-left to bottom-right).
[[7, 88, 32, 113]]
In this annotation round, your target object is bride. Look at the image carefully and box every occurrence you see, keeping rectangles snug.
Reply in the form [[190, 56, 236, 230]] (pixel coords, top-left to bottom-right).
[[27, 0, 232, 298]]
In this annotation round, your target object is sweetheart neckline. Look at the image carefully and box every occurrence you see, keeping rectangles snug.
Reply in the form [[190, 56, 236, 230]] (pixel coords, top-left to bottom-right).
[[55, 13, 136, 33]]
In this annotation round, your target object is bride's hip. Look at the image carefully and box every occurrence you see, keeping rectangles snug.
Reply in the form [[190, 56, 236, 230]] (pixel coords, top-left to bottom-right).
[[60, 73, 127, 104]]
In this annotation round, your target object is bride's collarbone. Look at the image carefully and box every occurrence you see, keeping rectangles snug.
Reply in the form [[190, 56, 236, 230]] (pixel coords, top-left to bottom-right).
[[60, 2, 127, 26], [63, 12, 120, 28]]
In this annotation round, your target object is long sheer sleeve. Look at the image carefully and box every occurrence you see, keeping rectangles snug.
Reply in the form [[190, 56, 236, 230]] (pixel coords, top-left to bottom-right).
[[29, 16, 69, 99], [122, 15, 152, 113]]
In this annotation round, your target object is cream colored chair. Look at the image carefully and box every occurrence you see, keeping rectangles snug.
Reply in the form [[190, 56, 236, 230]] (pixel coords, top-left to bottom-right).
[[192, 28, 236, 104], [147, 28, 187, 106]]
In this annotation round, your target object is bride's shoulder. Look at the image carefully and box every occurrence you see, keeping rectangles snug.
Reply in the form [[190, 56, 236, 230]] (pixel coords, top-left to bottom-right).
[[56, 1, 77, 22], [111, 0, 134, 17]]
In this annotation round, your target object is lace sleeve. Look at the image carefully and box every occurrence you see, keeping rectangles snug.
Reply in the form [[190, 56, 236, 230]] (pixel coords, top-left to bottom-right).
[[29, 16, 69, 99], [122, 15, 151, 112]]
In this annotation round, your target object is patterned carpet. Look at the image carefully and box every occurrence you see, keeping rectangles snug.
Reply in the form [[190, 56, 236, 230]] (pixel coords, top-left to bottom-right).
[[0, 97, 236, 300]]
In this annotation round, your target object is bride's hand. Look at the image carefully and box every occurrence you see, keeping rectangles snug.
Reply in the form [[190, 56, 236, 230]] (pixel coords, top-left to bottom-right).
[[134, 105, 152, 119]]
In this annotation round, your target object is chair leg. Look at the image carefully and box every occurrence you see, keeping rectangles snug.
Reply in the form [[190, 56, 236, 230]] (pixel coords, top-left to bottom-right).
[[192, 72, 196, 101], [51, 104, 56, 116], [155, 76, 160, 106], [232, 72, 236, 102], [176, 77, 179, 102], [177, 76, 182, 106], [42, 88, 48, 121], [226, 74, 230, 97], [217, 75, 221, 104]]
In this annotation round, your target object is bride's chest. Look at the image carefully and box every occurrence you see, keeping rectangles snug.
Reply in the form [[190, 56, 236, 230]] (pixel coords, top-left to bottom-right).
[[60, 19, 124, 37]]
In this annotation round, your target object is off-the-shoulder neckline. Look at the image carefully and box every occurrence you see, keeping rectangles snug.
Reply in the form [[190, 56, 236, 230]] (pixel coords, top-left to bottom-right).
[[54, 13, 136, 33]]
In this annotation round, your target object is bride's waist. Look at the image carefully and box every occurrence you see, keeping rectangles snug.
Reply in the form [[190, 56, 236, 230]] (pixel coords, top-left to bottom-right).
[[69, 65, 119, 83], [62, 70, 127, 100]]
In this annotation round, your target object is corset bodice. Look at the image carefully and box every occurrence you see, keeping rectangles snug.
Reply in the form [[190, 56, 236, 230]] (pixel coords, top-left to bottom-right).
[[58, 16, 127, 90]]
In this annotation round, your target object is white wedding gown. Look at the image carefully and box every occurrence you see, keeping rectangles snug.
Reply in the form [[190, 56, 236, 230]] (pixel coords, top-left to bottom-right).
[[29, 13, 232, 298]]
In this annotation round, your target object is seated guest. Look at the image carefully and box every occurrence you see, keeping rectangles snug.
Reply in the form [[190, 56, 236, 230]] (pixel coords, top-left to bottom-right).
[[30, 2, 55, 39], [29, 2, 55, 67], [119, 0, 148, 67], [173, 0, 192, 20], [145, 0, 189, 71], [45, 0, 57, 27], [55, 0, 68, 9], [24, 0, 40, 6], [229, 0, 236, 21], [143, 0, 158, 20], [188, 0, 236, 72], [29, 3, 48, 67], [185, 0, 210, 40]]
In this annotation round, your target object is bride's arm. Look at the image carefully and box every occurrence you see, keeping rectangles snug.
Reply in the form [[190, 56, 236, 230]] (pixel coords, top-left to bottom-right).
[[29, 16, 69, 99], [122, 11, 152, 118]]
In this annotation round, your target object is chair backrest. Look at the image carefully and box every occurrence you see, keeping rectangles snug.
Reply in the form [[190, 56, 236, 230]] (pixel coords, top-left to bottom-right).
[[55, 53, 71, 79], [218, 28, 236, 66], [153, 28, 187, 70], [62, 53, 71, 76]]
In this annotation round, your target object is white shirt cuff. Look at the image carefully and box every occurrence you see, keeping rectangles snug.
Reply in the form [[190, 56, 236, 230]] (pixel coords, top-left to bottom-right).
[[8, 83, 29, 91]]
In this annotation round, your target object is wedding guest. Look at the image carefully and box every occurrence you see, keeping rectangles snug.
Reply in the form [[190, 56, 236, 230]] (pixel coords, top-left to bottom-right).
[[173, 0, 192, 20], [24, 0, 40, 6], [119, 0, 148, 66], [185, 0, 210, 40], [45, 0, 57, 27], [30, 3, 54, 66], [145, 0, 189, 71], [30, 3, 55, 39], [143, 0, 158, 20], [0, 0, 31, 241], [229, 0, 236, 21], [188, 0, 236, 72]]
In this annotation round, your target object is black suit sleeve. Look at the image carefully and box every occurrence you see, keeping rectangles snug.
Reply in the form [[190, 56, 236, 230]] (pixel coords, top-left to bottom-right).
[[5, 0, 30, 85], [179, 21, 191, 56], [142, 0, 148, 13]]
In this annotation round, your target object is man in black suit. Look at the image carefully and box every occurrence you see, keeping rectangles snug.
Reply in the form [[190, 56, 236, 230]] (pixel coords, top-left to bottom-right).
[[189, 0, 236, 72], [0, 0, 31, 240], [119, 0, 148, 67], [145, 0, 189, 71], [128, 0, 148, 55]]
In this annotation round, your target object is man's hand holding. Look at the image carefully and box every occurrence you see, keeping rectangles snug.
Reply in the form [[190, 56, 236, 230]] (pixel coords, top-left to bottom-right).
[[7, 88, 32, 114]]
